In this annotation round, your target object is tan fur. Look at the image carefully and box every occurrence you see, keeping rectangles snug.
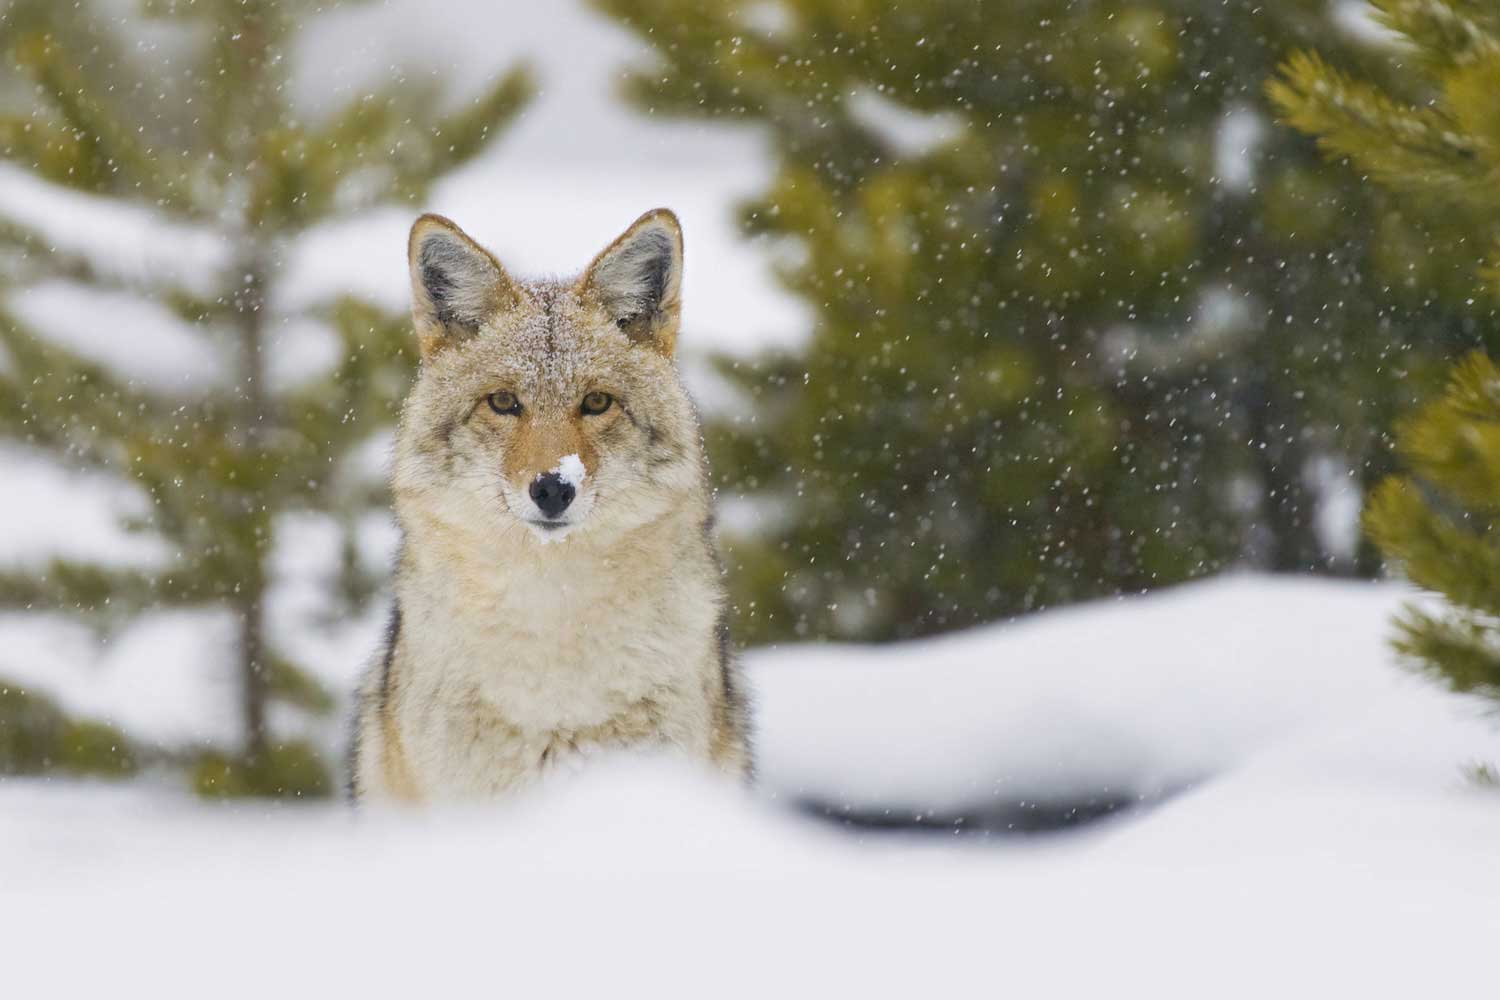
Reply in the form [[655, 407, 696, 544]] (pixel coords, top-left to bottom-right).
[[352, 209, 751, 804]]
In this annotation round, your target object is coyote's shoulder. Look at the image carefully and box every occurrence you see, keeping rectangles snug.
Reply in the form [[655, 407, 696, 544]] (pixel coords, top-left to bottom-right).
[[352, 209, 751, 803]]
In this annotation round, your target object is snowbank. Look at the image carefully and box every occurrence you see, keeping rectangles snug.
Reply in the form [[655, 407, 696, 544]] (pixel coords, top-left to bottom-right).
[[1, 755, 1495, 999], [753, 576, 1498, 824], [3, 575, 1498, 995]]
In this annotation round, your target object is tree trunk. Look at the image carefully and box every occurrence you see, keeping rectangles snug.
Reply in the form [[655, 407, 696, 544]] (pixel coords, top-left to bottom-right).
[[233, 257, 271, 758], [237, 594, 268, 759]]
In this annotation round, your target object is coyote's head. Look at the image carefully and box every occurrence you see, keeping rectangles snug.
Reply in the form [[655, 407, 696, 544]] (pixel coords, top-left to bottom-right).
[[392, 209, 704, 546]]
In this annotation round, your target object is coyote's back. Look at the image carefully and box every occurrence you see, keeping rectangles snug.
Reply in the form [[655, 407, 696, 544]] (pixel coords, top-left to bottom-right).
[[352, 208, 750, 803]]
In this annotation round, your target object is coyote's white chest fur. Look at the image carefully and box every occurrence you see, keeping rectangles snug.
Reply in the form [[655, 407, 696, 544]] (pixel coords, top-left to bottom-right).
[[352, 208, 751, 804]]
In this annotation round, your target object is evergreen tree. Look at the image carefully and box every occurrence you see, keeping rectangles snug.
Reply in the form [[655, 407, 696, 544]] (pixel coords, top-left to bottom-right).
[[0, 0, 530, 791], [598, 0, 1474, 643], [1273, 1, 1500, 704]]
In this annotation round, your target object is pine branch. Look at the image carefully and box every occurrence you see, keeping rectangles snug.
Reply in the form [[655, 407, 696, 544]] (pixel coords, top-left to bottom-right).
[[0, 307, 232, 446], [1393, 352, 1500, 511], [1372, 0, 1500, 68], [1364, 477, 1500, 620], [0, 559, 198, 622], [265, 655, 336, 716], [275, 298, 412, 505], [1268, 52, 1493, 208], [250, 65, 533, 231], [9, 30, 191, 210], [423, 65, 536, 177], [0, 221, 216, 307], [1391, 605, 1500, 696], [0, 115, 114, 194]]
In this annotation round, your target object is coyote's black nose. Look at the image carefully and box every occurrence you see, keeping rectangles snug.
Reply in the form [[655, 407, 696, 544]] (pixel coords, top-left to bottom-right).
[[529, 472, 575, 519]]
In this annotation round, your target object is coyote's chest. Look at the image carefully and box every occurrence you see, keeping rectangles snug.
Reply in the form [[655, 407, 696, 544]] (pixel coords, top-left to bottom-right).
[[387, 540, 721, 797], [414, 557, 708, 728]]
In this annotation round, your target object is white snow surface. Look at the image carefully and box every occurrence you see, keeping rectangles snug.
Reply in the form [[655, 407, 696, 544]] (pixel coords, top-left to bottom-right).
[[2, 575, 1500, 995], [753, 575, 1500, 818], [2, 575, 1498, 994], [1, 754, 1496, 998]]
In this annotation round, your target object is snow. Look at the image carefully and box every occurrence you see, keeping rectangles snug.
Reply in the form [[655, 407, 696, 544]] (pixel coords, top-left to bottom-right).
[[0, 754, 1496, 998], [554, 453, 587, 488], [6, 279, 229, 392], [0, 445, 167, 571], [754, 576, 1497, 822], [0, 610, 240, 746], [1213, 106, 1265, 192], [0, 162, 230, 298], [1, 576, 1497, 993], [845, 88, 966, 157]]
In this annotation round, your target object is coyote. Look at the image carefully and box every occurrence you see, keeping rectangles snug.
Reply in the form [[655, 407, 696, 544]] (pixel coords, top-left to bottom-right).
[[352, 209, 751, 802]]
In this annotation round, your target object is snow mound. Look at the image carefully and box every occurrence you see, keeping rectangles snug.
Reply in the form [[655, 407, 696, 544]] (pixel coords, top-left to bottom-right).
[[3, 576, 1498, 994], [750, 575, 1498, 823], [1, 755, 1497, 998]]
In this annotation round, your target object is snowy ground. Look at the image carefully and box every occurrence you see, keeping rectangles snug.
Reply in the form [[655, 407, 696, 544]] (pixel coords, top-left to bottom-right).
[[3, 576, 1498, 997]]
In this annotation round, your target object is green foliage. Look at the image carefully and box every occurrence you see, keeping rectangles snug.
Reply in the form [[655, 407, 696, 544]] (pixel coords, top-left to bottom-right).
[[0, 0, 529, 783], [1270, 0, 1500, 292], [599, 0, 1479, 643], [1364, 355, 1500, 700], [0, 680, 137, 778], [191, 741, 331, 800], [57, 719, 138, 777], [1277, 4, 1500, 721], [0, 681, 67, 775]]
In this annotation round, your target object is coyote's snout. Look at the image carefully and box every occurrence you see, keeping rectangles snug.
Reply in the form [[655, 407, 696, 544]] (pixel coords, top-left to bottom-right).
[[352, 208, 752, 803]]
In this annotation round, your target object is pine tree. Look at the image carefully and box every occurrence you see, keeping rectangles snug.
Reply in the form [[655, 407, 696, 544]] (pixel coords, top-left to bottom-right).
[[597, 0, 1475, 643], [1273, 1, 1500, 704], [0, 0, 530, 792]]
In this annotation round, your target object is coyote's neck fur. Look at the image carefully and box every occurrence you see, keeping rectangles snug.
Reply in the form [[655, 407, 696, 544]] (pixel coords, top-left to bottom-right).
[[352, 209, 751, 803]]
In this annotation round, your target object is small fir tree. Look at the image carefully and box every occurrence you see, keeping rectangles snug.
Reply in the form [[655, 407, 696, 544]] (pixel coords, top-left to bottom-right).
[[0, 0, 531, 791], [1273, 0, 1500, 707]]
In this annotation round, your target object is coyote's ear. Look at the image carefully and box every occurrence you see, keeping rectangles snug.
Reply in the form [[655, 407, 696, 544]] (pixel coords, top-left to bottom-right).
[[408, 214, 518, 357], [580, 208, 683, 354]]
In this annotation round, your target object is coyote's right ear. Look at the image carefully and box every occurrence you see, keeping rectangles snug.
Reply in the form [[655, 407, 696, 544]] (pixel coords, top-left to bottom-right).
[[408, 214, 518, 357]]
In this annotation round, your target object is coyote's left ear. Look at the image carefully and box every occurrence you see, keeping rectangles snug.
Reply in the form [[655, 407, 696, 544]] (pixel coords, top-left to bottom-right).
[[580, 208, 684, 354]]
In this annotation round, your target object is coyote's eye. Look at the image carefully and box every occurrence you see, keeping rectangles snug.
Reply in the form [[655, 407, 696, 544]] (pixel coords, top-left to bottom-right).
[[486, 390, 522, 416], [580, 391, 613, 416]]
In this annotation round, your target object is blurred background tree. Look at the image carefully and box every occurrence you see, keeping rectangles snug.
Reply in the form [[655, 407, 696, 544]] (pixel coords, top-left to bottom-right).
[[1274, 0, 1500, 709], [598, 0, 1488, 643], [0, 0, 530, 792]]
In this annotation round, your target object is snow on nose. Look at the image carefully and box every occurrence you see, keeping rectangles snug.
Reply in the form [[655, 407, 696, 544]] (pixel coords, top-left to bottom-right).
[[555, 453, 586, 488]]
